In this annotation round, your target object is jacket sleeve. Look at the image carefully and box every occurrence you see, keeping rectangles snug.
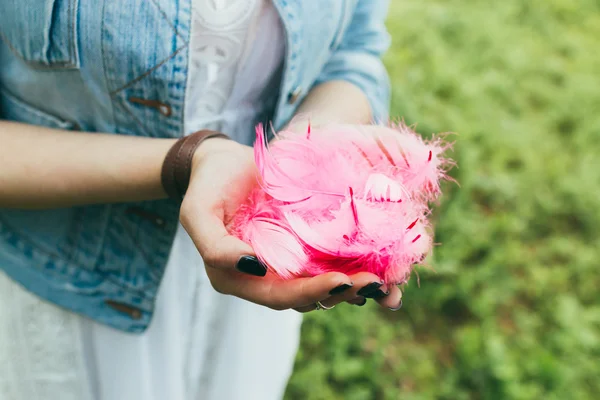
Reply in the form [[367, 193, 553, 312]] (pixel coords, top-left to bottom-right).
[[313, 0, 392, 123]]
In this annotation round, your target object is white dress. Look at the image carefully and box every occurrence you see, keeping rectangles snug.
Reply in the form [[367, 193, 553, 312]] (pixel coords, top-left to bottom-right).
[[0, 1, 304, 399]]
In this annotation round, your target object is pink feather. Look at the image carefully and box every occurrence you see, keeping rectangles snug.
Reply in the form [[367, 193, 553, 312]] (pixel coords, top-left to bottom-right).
[[230, 122, 453, 285]]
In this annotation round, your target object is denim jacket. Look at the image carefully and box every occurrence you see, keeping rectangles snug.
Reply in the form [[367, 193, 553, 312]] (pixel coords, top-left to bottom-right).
[[0, 0, 391, 333]]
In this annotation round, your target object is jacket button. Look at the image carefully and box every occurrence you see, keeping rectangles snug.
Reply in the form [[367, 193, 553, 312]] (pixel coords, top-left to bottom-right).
[[105, 300, 143, 320], [287, 86, 302, 104]]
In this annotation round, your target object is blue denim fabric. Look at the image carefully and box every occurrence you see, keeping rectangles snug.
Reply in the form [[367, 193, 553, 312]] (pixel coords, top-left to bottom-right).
[[0, 0, 391, 333]]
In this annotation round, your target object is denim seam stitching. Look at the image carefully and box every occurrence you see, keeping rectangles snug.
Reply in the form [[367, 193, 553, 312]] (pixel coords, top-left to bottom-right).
[[0, 0, 80, 71], [92, 204, 111, 271], [68, 0, 79, 67], [109, 44, 187, 95], [63, 208, 84, 265], [100, 0, 118, 130], [0, 216, 62, 260], [0, 31, 77, 70], [120, 217, 156, 277], [148, 0, 189, 44]]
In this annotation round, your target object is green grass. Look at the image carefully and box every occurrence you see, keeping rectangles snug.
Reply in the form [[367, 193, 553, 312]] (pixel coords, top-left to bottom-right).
[[285, 1, 600, 399]]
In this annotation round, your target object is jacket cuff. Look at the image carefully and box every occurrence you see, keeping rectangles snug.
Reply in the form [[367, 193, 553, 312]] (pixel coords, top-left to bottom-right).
[[313, 50, 391, 123]]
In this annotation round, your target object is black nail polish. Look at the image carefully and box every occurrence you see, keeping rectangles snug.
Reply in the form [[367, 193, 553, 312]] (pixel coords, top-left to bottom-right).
[[365, 289, 389, 299], [236, 256, 267, 277], [355, 297, 367, 307], [356, 282, 383, 297], [389, 299, 403, 311], [329, 283, 353, 295]]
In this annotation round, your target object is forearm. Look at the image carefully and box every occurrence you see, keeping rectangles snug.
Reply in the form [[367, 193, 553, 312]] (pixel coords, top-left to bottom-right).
[[0, 121, 175, 209], [0, 81, 373, 209], [288, 80, 373, 130]]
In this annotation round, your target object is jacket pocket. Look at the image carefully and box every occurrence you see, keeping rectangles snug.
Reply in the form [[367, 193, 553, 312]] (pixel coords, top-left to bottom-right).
[[0, 0, 80, 69], [0, 86, 76, 129]]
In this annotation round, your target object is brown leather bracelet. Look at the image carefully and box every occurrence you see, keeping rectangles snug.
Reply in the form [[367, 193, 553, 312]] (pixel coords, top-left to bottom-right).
[[161, 130, 230, 201]]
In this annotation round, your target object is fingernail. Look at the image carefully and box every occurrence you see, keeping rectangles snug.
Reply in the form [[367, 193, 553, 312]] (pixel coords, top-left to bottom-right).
[[355, 297, 367, 307], [365, 289, 389, 299], [356, 282, 383, 297], [329, 283, 353, 295], [236, 256, 267, 277], [389, 299, 403, 311]]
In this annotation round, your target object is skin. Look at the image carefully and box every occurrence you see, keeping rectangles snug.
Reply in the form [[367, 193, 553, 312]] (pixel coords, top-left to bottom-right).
[[0, 80, 402, 312]]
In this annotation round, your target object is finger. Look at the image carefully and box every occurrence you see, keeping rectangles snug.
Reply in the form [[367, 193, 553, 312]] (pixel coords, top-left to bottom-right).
[[295, 293, 367, 312], [343, 272, 385, 297], [335, 272, 389, 307], [374, 285, 403, 310], [287, 272, 389, 310], [295, 278, 363, 311], [294, 304, 319, 313], [347, 296, 367, 306], [296, 271, 384, 310], [317, 281, 357, 309], [210, 269, 353, 310]]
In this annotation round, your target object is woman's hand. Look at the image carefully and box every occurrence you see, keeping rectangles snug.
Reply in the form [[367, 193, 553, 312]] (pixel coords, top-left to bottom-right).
[[179, 138, 349, 311], [0, 119, 402, 311], [179, 137, 403, 312]]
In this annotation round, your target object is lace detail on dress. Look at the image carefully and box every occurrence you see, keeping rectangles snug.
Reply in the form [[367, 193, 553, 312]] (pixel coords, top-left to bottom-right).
[[186, 0, 260, 133]]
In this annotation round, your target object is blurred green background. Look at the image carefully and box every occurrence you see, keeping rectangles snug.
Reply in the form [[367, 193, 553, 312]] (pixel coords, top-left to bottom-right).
[[285, 1, 600, 399]]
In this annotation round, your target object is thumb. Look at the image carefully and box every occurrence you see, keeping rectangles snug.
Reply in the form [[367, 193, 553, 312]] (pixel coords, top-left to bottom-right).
[[181, 207, 267, 277]]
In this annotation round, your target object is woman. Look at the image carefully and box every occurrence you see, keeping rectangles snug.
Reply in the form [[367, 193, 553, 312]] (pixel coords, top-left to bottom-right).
[[0, 0, 401, 399]]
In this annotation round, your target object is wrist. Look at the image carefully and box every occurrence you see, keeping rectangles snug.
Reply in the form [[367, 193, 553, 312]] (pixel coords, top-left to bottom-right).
[[191, 136, 235, 171], [161, 130, 231, 201]]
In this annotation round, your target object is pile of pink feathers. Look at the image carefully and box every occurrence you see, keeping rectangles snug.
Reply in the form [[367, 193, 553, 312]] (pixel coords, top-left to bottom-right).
[[231, 122, 454, 285]]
